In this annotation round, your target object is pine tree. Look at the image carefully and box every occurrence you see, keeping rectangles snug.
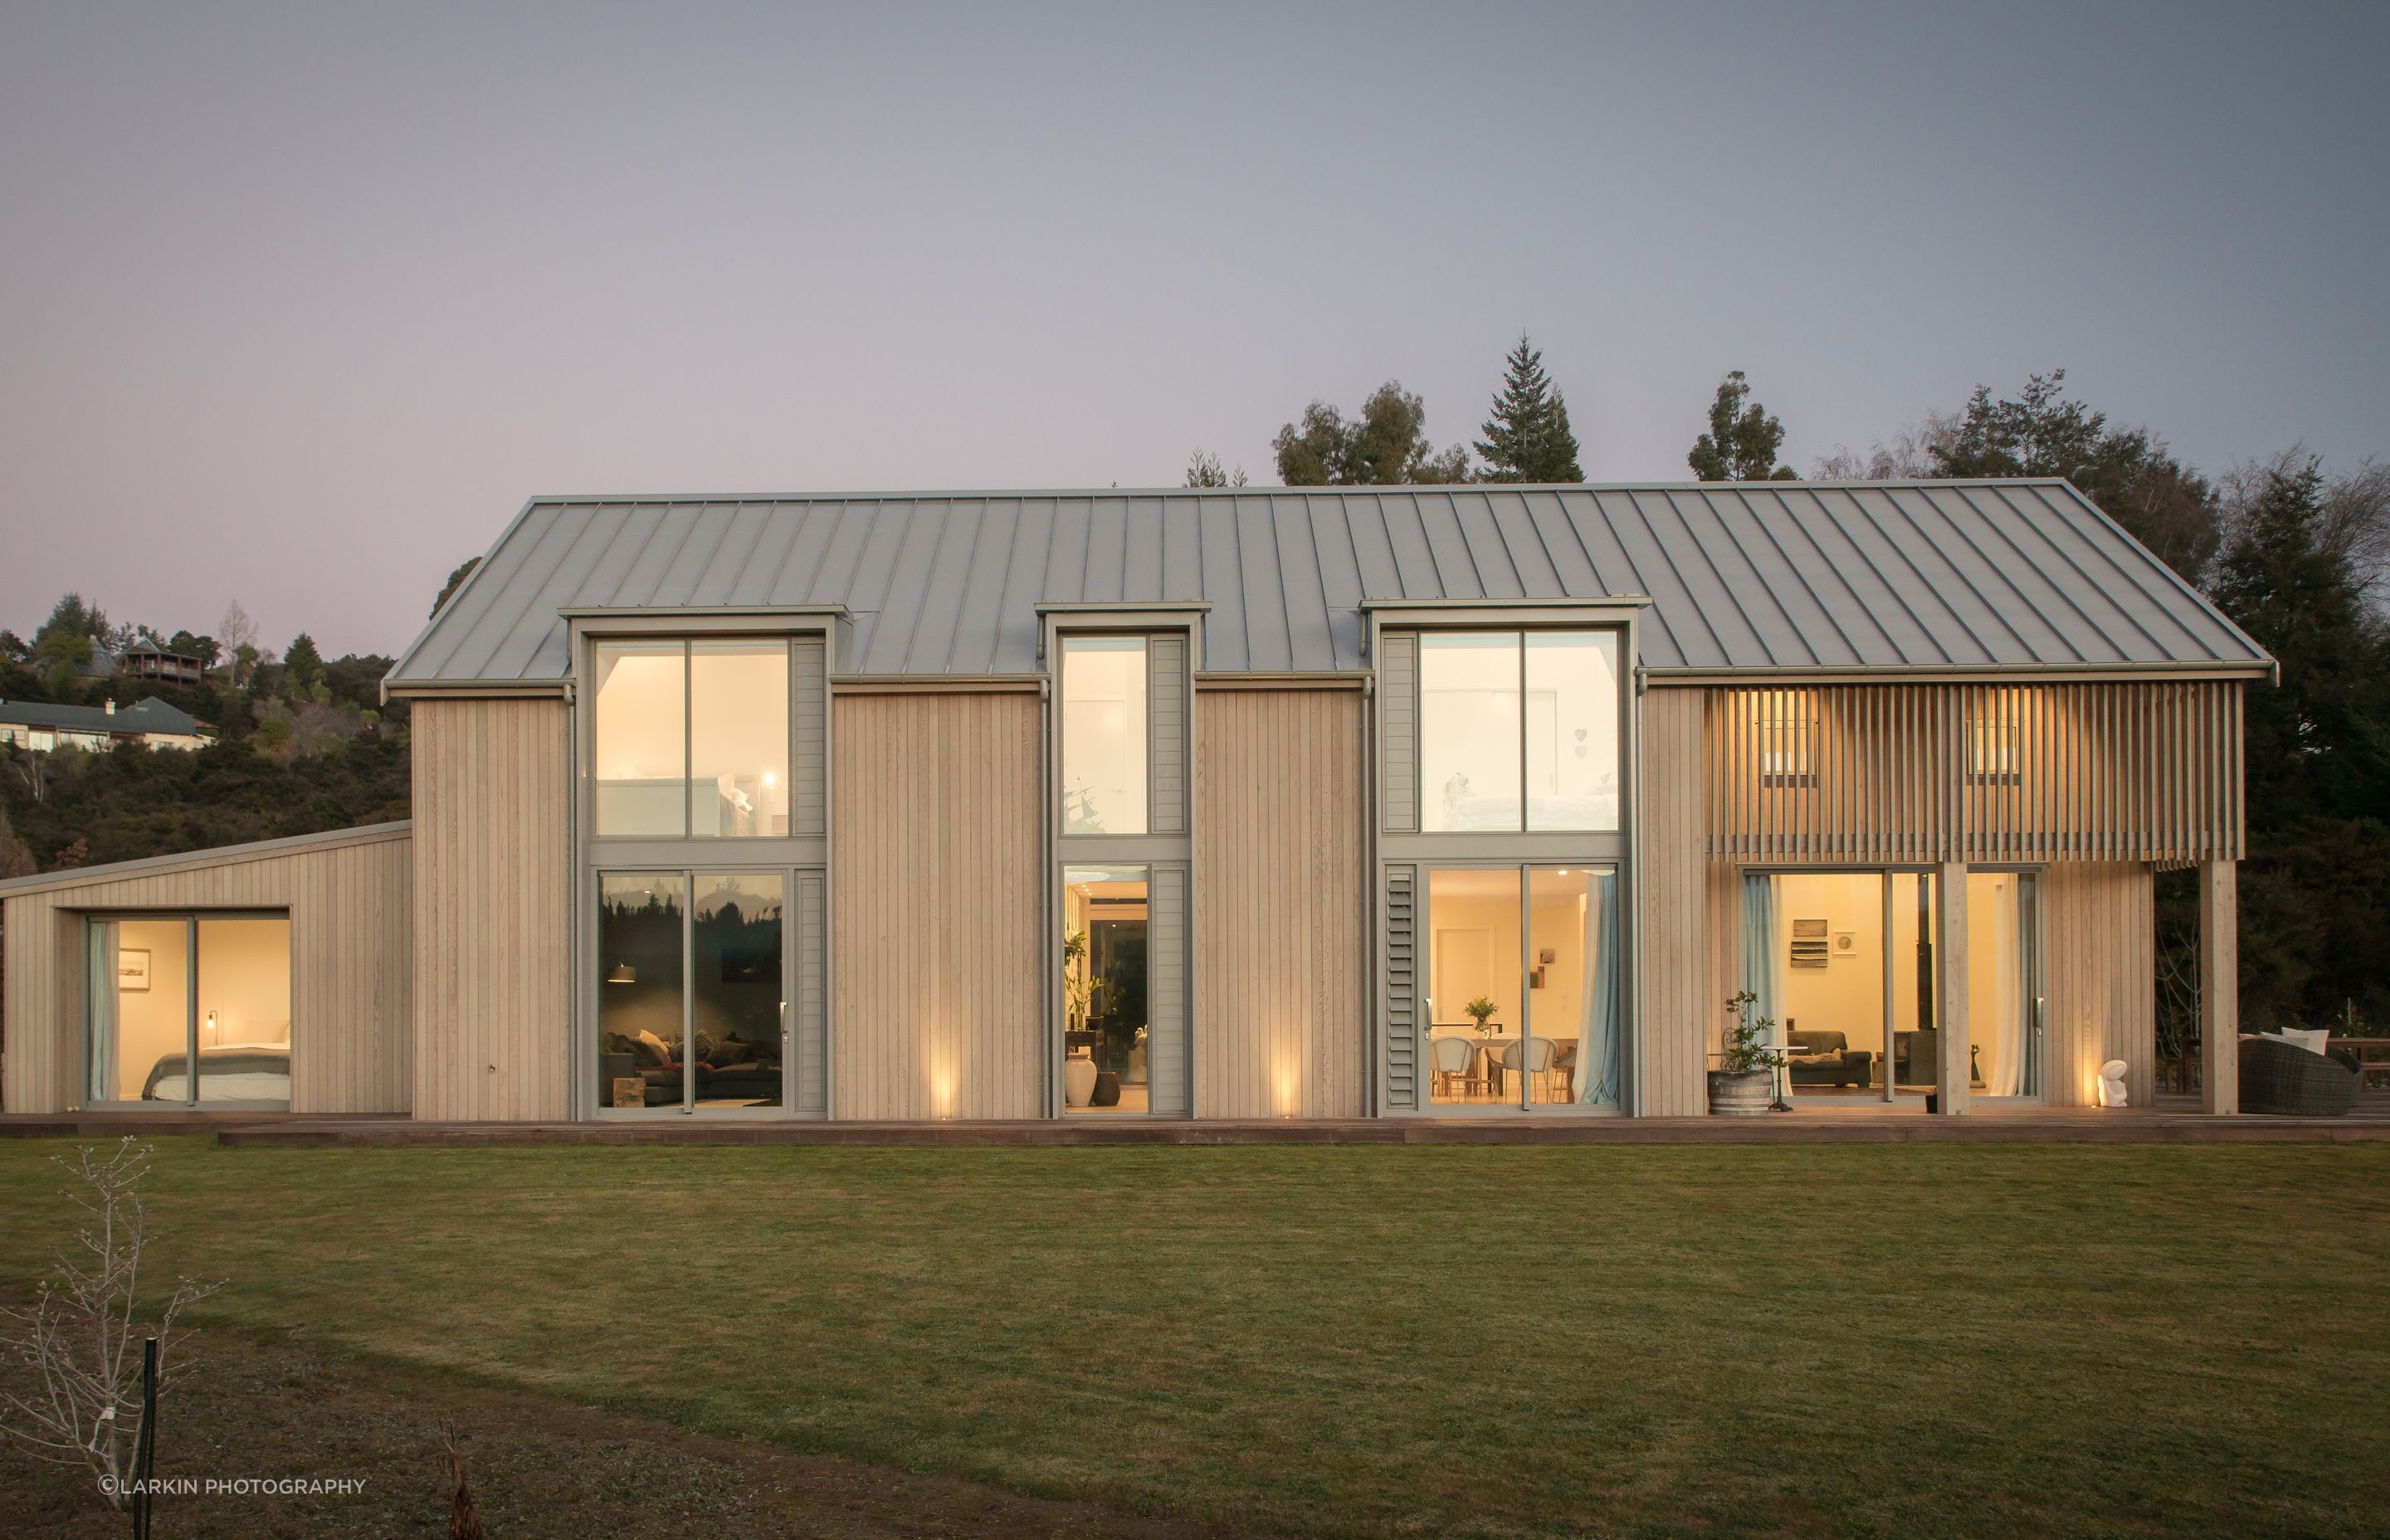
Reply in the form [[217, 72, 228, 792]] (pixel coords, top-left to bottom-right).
[[284, 632, 326, 699], [1475, 336, 1583, 483], [1687, 372, 1797, 481]]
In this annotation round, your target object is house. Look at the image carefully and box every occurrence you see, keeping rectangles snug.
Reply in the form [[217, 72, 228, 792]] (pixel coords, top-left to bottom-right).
[[120, 646, 210, 687], [0, 695, 213, 753], [0, 481, 2266, 1122]]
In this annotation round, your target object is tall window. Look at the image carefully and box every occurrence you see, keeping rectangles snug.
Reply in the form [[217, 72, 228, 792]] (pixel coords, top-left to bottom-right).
[[1061, 636, 1148, 835], [1420, 630, 1621, 831], [593, 640, 789, 838]]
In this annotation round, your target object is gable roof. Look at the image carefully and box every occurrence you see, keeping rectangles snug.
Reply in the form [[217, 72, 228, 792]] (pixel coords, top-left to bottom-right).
[[0, 696, 204, 737], [387, 481, 2270, 688]]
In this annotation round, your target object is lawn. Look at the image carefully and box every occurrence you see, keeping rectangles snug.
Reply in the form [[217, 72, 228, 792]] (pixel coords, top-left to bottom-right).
[[1, 1138, 2385, 1539]]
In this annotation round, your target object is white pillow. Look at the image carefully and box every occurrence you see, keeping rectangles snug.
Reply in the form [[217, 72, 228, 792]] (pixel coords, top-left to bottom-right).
[[2270, 1027, 2331, 1056]]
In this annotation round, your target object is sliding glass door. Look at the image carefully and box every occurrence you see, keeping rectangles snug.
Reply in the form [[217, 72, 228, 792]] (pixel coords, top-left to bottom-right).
[[596, 870, 788, 1114], [86, 914, 292, 1108], [1747, 870, 2041, 1105], [1422, 865, 1621, 1111]]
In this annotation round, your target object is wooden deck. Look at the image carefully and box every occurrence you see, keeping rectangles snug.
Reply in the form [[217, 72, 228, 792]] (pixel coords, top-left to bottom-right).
[[2, 1105, 2385, 1148]]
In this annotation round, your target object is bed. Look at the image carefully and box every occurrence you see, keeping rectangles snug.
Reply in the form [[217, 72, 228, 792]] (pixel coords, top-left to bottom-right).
[[140, 1043, 291, 1103]]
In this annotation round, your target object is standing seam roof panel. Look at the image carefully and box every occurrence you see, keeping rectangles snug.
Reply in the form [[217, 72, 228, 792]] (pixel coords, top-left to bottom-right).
[[384, 483, 2270, 684]]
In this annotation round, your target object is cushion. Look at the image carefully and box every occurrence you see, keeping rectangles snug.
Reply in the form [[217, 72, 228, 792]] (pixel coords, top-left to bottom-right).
[[711, 1040, 753, 1065], [632, 1029, 673, 1067], [2270, 1028, 2330, 1056]]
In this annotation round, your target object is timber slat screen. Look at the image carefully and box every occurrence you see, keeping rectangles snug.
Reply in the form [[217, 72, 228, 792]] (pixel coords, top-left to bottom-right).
[[1705, 682, 2244, 865]]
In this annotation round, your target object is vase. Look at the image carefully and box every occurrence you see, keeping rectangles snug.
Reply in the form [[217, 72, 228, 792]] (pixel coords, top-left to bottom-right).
[[1064, 1052, 1097, 1108]]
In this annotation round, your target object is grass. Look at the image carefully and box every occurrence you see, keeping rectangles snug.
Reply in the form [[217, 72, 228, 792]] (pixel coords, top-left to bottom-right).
[[1, 1138, 2385, 1538]]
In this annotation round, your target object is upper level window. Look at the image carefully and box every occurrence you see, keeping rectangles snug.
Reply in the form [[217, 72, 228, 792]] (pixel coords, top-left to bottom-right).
[[1421, 630, 1620, 831], [1061, 636, 1148, 835], [1754, 690, 1813, 782], [593, 640, 788, 838], [1968, 707, 2018, 781]]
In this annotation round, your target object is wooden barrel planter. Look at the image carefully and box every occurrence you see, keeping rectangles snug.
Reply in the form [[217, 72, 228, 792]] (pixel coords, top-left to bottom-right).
[[1707, 1069, 1774, 1116]]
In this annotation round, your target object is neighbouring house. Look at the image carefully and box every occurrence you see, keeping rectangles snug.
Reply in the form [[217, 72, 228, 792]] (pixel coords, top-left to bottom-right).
[[0, 481, 2266, 1122], [120, 646, 210, 687], [0, 695, 213, 753]]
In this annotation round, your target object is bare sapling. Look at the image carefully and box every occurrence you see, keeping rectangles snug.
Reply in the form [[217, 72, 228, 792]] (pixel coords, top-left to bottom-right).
[[0, 1138, 224, 1510]]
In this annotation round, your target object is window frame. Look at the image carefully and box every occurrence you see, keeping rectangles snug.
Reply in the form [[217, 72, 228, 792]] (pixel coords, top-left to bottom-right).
[[569, 612, 839, 1121], [1412, 623, 1631, 834]]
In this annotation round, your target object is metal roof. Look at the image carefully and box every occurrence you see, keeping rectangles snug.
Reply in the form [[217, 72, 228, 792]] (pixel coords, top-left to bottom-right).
[[0, 696, 205, 736], [386, 481, 2270, 687]]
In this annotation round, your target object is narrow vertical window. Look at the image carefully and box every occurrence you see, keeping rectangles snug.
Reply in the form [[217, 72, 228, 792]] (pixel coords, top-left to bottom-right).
[[1061, 637, 1149, 835], [593, 642, 688, 837], [1420, 633, 1522, 831], [690, 641, 789, 837], [1525, 631, 1621, 831]]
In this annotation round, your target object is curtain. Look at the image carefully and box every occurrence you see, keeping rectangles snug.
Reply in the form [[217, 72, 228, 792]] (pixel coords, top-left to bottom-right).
[[86, 919, 118, 1104], [1742, 874, 1783, 1047], [1985, 877, 2025, 1096], [1577, 871, 1622, 1105]]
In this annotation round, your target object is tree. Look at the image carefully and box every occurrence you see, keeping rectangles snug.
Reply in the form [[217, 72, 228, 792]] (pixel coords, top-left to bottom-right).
[[1688, 371, 1797, 481], [2205, 455, 2390, 1030], [1475, 335, 1583, 483], [0, 801, 34, 879], [1926, 369, 2222, 583], [217, 601, 257, 683], [0, 1140, 222, 1511], [433, 559, 480, 616], [1184, 449, 1247, 488], [284, 632, 326, 700], [1272, 382, 1472, 485]]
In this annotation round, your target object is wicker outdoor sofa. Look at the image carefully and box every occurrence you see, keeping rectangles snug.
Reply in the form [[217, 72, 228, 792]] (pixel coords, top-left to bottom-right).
[[2238, 1036, 2363, 1116]]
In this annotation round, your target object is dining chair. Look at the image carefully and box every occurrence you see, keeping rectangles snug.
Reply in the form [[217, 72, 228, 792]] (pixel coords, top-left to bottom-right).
[[1430, 1033, 1481, 1100], [1502, 1036, 1558, 1104]]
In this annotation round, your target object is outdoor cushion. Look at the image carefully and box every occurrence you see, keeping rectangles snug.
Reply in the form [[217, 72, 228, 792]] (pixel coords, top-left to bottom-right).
[[2270, 1028, 2331, 1055]]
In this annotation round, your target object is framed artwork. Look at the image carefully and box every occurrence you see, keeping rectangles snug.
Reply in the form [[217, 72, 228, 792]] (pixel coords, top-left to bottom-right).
[[118, 948, 152, 992]]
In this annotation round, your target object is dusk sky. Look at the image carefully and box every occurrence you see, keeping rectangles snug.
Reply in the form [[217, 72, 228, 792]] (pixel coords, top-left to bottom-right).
[[3, 2, 2384, 658]]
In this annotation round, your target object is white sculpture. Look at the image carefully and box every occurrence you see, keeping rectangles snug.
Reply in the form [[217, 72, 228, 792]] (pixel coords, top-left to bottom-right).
[[2096, 1059, 2129, 1108]]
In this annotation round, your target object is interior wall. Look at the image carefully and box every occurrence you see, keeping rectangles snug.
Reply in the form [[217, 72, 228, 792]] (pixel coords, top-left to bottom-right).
[[109, 919, 189, 1102], [1769, 873, 1884, 1054], [832, 690, 1041, 1120], [198, 918, 291, 1049]]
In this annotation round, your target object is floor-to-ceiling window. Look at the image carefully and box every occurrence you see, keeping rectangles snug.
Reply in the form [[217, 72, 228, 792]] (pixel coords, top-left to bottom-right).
[[1053, 628, 1189, 1118], [86, 913, 291, 1108], [1395, 621, 1630, 1114], [1062, 866, 1149, 1112], [1422, 865, 1622, 1109], [596, 871, 788, 1111], [583, 629, 824, 1118]]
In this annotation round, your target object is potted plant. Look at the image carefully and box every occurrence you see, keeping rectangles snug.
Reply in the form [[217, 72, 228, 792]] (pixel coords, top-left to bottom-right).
[[1709, 990, 1777, 1116], [1464, 997, 1498, 1034]]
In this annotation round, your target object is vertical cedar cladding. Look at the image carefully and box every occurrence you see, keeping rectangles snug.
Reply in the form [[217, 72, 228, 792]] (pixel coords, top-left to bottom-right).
[[1383, 865, 1418, 1110], [1148, 635, 1188, 836], [1379, 632, 1419, 834], [1705, 681, 2245, 865]]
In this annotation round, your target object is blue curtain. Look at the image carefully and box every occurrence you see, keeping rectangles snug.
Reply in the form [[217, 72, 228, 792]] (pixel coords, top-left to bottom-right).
[[1742, 874, 1781, 1045], [1578, 870, 1622, 1105]]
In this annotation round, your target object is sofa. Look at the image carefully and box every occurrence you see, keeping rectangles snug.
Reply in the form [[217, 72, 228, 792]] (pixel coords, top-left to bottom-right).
[[2240, 1036, 2362, 1116], [1784, 1029, 1872, 1089], [601, 1031, 783, 1107]]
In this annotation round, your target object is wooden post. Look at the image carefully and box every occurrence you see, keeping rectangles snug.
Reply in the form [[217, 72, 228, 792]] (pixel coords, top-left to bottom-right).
[[2200, 859, 2239, 1114], [1936, 861, 1970, 1115]]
